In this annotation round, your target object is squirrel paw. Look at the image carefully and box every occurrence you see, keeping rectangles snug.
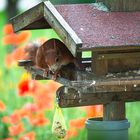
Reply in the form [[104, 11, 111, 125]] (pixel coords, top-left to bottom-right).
[[51, 74, 57, 81], [43, 69, 49, 78], [51, 73, 60, 81]]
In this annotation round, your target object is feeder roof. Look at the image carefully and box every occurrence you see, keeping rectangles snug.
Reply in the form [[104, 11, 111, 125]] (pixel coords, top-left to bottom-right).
[[10, 1, 140, 56]]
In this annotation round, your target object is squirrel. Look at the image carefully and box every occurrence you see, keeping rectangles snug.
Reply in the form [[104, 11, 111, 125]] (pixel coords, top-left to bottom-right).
[[35, 38, 80, 79]]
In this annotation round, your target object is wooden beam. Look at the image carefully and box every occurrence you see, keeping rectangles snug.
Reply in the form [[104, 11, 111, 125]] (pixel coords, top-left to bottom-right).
[[56, 86, 140, 108], [18, 60, 96, 85], [78, 45, 140, 53], [44, 1, 82, 57], [97, 52, 140, 60], [10, 2, 46, 32]]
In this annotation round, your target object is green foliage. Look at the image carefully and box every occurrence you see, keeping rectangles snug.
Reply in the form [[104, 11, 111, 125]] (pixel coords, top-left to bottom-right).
[[0, 113, 9, 139]]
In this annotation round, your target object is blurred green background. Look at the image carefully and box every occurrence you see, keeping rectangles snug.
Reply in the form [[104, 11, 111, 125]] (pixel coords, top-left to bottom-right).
[[0, 0, 140, 140]]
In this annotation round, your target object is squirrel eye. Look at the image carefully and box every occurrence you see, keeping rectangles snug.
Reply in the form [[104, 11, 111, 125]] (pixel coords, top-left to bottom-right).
[[55, 57, 59, 62]]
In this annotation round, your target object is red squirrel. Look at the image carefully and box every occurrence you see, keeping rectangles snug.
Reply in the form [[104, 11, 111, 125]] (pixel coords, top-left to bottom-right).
[[24, 39, 47, 65], [35, 38, 79, 79]]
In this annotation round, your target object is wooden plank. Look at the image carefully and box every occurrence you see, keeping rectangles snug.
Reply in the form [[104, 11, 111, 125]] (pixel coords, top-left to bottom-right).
[[97, 52, 140, 60], [97, 0, 140, 11], [56, 86, 140, 108], [108, 58, 140, 73], [44, 1, 82, 57], [78, 45, 140, 52], [10, 2, 47, 32], [91, 52, 108, 77], [18, 60, 96, 85]]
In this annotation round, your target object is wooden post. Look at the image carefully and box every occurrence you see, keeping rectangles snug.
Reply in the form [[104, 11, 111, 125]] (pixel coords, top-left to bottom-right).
[[103, 102, 125, 120], [91, 51, 125, 121], [96, 0, 140, 11]]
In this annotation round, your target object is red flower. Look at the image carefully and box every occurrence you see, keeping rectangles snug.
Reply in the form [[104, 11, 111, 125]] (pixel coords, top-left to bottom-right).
[[5, 54, 14, 68], [4, 138, 14, 140], [84, 105, 103, 118], [2, 26, 31, 46], [9, 111, 22, 124], [18, 80, 30, 96], [69, 118, 86, 129], [65, 128, 78, 140], [18, 80, 36, 96], [19, 131, 35, 140], [2, 116, 10, 123], [3, 24, 14, 35], [47, 81, 62, 93], [16, 31, 31, 44], [28, 112, 49, 126], [2, 33, 18, 45], [23, 103, 39, 113], [0, 100, 6, 111], [5, 46, 26, 68], [9, 122, 24, 136]]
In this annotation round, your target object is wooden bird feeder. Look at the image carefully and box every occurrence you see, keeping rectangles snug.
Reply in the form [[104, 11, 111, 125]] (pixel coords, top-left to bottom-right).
[[10, 0, 140, 139]]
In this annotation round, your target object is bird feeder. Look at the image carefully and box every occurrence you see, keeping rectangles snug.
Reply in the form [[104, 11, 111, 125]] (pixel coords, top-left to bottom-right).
[[10, 0, 140, 139]]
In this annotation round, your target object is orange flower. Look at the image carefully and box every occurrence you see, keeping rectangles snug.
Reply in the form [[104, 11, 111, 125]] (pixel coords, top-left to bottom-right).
[[19, 131, 35, 140], [9, 111, 22, 124], [47, 81, 62, 93], [5, 47, 26, 68], [2, 24, 31, 46], [30, 81, 55, 110], [2, 116, 10, 123], [5, 54, 14, 68], [18, 103, 39, 119], [65, 128, 78, 140], [0, 100, 6, 111], [34, 91, 54, 110], [3, 24, 14, 35], [84, 105, 103, 118], [12, 47, 26, 61], [17, 31, 31, 44], [4, 138, 14, 140], [69, 118, 86, 129], [2, 110, 24, 124], [28, 112, 49, 126], [9, 122, 24, 136], [23, 103, 39, 113], [2, 33, 18, 45]]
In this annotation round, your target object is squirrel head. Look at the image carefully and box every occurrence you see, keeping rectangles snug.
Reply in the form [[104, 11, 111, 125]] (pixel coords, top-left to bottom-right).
[[42, 39, 64, 72]]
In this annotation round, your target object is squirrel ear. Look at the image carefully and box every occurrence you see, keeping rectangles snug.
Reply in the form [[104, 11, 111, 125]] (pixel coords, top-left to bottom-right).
[[47, 39, 56, 49], [57, 49, 60, 56]]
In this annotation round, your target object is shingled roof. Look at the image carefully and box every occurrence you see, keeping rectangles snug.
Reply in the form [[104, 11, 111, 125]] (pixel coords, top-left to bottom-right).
[[10, 1, 140, 56]]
